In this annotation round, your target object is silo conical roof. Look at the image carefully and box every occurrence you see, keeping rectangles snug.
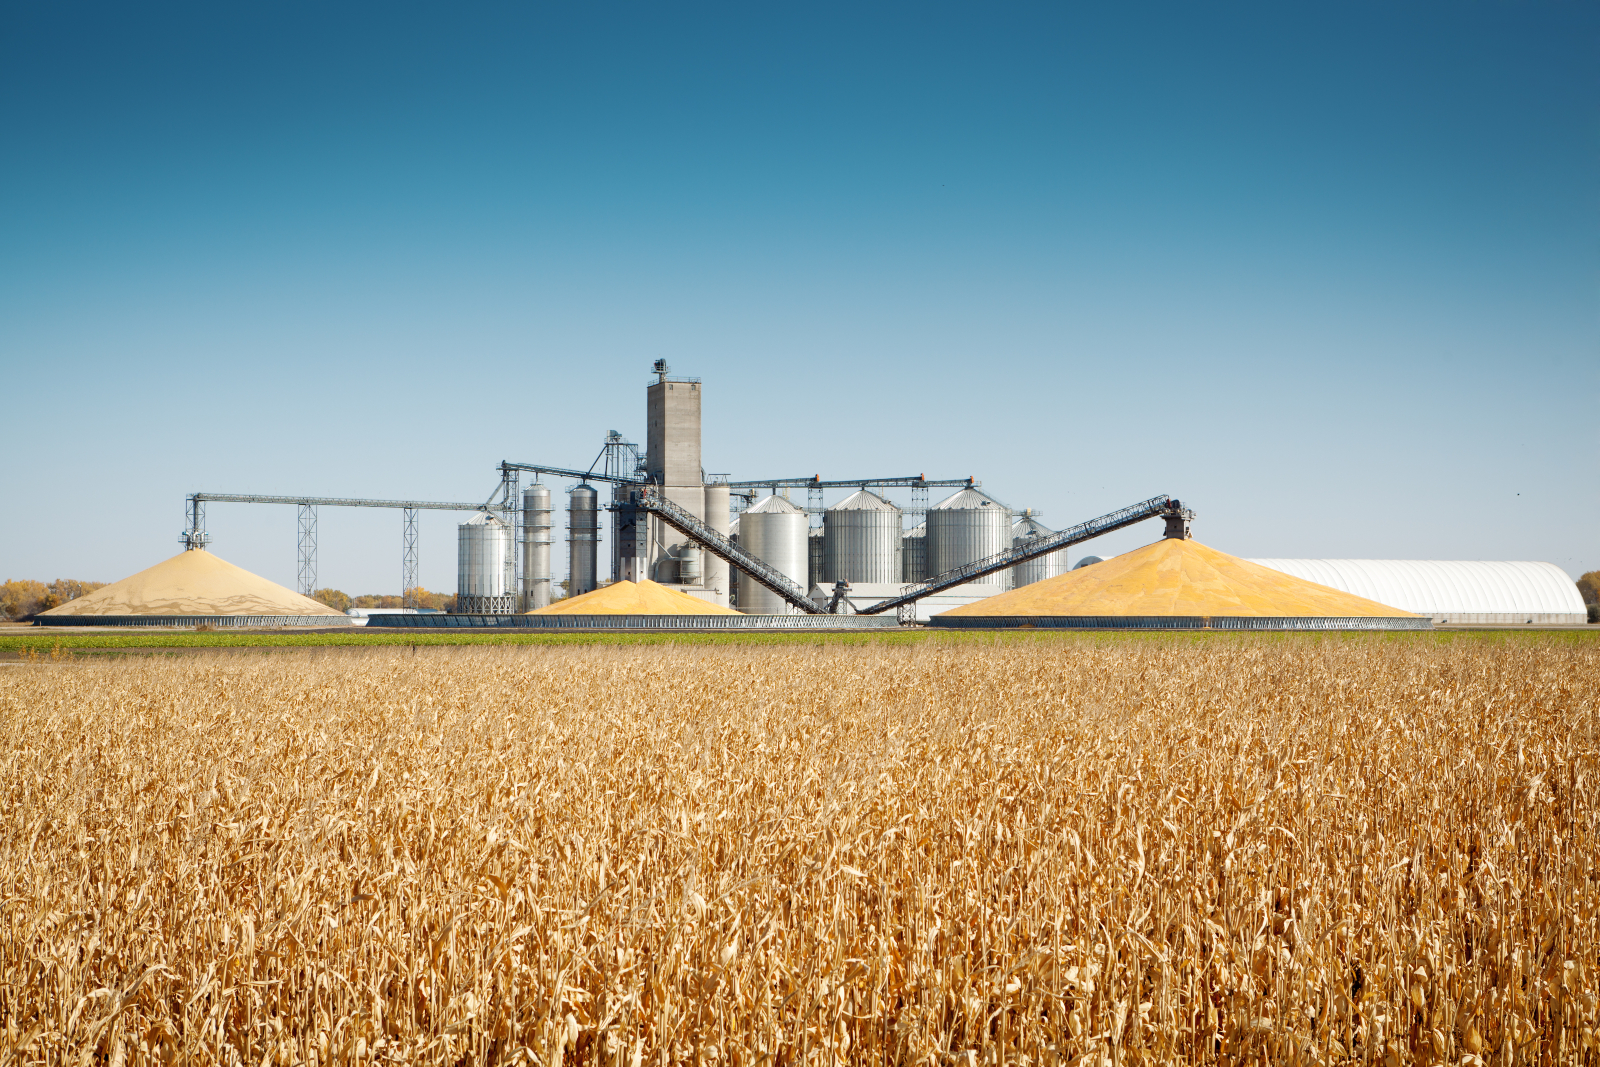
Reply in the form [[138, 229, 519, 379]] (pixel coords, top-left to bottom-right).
[[529, 579, 741, 615], [462, 510, 508, 527], [745, 494, 806, 515], [943, 538, 1418, 619], [37, 550, 346, 617], [829, 489, 899, 512], [931, 488, 1005, 511], [903, 521, 926, 538], [1012, 515, 1053, 540]]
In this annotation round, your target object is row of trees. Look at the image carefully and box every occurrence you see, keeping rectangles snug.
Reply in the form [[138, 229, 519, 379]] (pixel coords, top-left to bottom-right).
[[310, 588, 455, 613], [0, 580, 106, 620]]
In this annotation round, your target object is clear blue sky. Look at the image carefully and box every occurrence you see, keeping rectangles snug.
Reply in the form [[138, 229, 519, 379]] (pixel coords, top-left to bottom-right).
[[3, 1, 1595, 594]]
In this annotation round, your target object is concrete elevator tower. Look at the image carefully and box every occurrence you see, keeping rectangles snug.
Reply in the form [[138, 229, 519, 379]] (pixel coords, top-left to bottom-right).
[[644, 360, 729, 607]]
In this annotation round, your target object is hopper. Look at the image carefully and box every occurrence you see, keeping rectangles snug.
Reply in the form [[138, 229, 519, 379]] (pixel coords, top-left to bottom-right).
[[36, 549, 350, 625], [932, 537, 1428, 630], [530, 579, 742, 615]]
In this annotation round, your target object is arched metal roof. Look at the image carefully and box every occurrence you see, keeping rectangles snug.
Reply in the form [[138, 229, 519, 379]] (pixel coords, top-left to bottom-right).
[[1244, 559, 1584, 616]]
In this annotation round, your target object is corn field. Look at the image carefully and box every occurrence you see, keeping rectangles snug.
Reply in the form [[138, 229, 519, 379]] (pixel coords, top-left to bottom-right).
[[0, 635, 1596, 1065]]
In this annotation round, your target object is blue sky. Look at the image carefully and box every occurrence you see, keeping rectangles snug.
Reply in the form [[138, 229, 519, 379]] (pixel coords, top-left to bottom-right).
[[3, 1, 1595, 593]]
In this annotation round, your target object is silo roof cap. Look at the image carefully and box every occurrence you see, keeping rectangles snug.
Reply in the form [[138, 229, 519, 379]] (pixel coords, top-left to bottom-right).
[[463, 510, 508, 526], [828, 489, 900, 513], [745, 494, 806, 515], [931, 488, 1004, 510], [1013, 515, 1053, 538]]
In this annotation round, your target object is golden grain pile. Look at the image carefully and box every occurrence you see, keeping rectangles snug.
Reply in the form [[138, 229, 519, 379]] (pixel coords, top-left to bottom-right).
[[0, 636, 1596, 1065]]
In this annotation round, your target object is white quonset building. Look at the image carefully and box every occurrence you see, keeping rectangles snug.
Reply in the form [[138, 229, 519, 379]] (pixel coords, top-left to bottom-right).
[[1246, 559, 1586, 625]]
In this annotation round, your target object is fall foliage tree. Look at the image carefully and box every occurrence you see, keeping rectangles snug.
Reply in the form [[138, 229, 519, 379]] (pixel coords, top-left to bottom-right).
[[311, 588, 352, 613], [0, 579, 106, 619]]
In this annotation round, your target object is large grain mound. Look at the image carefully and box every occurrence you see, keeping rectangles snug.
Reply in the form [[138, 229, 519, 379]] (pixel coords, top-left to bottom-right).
[[37, 549, 345, 617], [530, 578, 741, 615], [948, 536, 1417, 617]]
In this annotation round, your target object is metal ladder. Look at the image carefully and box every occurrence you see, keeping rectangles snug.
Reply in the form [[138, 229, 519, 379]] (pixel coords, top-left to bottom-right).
[[613, 489, 826, 615], [857, 495, 1191, 616]]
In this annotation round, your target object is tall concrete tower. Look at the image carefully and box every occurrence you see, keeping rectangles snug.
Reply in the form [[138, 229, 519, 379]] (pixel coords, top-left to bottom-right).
[[647, 359, 701, 488], [642, 361, 729, 606]]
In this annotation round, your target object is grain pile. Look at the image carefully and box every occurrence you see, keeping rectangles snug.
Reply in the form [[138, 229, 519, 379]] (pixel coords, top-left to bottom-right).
[[946, 538, 1417, 619], [531, 579, 741, 615], [0, 634, 1595, 1063], [36, 550, 346, 618]]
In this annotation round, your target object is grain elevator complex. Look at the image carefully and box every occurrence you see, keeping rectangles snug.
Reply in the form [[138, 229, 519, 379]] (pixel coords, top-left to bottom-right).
[[35, 362, 1589, 629]]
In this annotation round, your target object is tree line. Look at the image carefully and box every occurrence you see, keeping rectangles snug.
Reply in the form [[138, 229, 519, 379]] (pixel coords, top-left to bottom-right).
[[0, 580, 106, 620], [310, 588, 455, 613]]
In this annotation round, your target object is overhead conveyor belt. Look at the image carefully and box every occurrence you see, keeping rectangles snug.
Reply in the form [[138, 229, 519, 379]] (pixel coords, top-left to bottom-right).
[[856, 495, 1192, 617], [611, 489, 827, 615]]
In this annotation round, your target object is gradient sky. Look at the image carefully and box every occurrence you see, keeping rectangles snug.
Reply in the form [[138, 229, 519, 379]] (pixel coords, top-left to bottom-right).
[[3, 1, 1596, 595]]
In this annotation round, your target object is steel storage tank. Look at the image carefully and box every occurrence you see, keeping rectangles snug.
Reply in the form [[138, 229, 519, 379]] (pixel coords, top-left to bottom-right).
[[1010, 512, 1065, 588], [926, 488, 1010, 584], [521, 485, 553, 610], [824, 490, 902, 584], [457, 511, 516, 613], [808, 527, 825, 592], [701, 483, 730, 606], [568, 484, 599, 597], [679, 547, 702, 584], [739, 494, 808, 613], [901, 521, 927, 583]]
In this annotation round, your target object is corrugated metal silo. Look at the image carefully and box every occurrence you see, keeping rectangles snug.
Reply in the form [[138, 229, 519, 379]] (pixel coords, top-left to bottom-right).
[[824, 490, 902, 584], [521, 485, 553, 610], [458, 511, 516, 613], [739, 495, 808, 613], [901, 521, 927, 583], [926, 488, 1010, 583], [568, 484, 599, 597], [1010, 513, 1066, 589]]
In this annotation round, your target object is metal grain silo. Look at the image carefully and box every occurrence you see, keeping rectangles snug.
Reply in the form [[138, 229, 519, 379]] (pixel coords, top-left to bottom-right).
[[901, 521, 927, 583], [808, 527, 825, 592], [824, 490, 902, 584], [1010, 512, 1066, 589], [568, 484, 599, 597], [738, 495, 808, 613], [521, 485, 553, 610], [457, 511, 516, 613], [926, 488, 1010, 582]]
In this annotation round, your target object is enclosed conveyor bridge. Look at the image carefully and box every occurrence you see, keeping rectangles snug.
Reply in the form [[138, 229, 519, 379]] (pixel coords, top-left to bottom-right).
[[858, 495, 1192, 617], [612, 488, 826, 615]]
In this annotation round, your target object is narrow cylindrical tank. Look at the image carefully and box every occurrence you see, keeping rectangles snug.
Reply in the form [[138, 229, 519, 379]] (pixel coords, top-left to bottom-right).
[[901, 521, 927, 583], [679, 546, 701, 584], [701, 483, 730, 607], [808, 527, 825, 592], [824, 490, 902, 584], [738, 494, 808, 613], [1010, 513, 1066, 589], [926, 488, 1010, 584], [457, 511, 516, 613], [521, 485, 552, 610], [568, 484, 599, 597]]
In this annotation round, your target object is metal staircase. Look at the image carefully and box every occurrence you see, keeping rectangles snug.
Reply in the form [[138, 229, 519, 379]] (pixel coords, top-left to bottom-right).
[[857, 495, 1190, 616], [613, 489, 826, 615]]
